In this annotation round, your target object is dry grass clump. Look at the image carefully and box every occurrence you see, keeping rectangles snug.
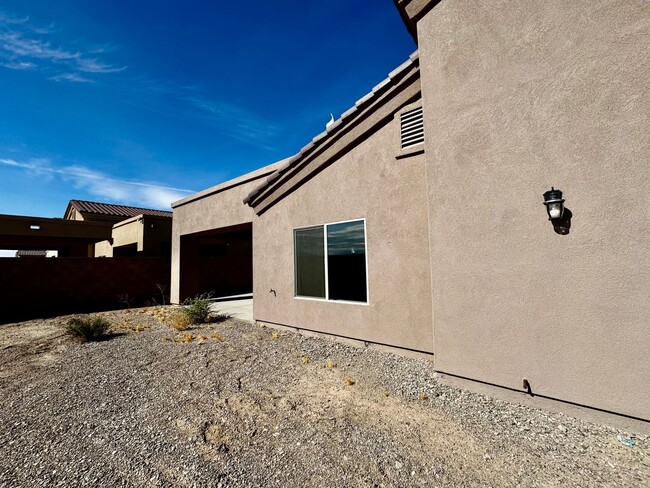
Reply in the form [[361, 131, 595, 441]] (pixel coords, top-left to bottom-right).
[[66, 316, 111, 342], [116, 320, 150, 333], [170, 311, 193, 331], [163, 332, 224, 344], [144, 306, 181, 323], [177, 333, 194, 343], [163, 333, 194, 343], [210, 333, 224, 342]]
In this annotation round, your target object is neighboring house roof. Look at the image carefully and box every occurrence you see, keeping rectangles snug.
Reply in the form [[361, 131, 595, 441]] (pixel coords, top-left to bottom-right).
[[65, 200, 173, 219], [243, 52, 421, 212]]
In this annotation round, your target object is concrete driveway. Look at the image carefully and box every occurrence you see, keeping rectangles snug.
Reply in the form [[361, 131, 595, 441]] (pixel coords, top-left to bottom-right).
[[210, 294, 253, 322]]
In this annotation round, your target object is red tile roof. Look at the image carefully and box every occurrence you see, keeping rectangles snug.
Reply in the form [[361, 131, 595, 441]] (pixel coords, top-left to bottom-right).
[[68, 200, 172, 218]]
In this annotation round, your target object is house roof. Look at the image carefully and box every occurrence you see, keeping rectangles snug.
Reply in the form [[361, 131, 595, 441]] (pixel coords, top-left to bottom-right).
[[393, 0, 441, 42], [243, 51, 421, 211], [172, 159, 287, 209], [66, 200, 172, 219]]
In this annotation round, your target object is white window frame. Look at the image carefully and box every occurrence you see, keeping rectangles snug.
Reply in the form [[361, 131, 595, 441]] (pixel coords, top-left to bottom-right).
[[293, 218, 369, 306]]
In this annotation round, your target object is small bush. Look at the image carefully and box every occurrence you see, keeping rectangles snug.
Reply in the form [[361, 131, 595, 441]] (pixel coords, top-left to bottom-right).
[[180, 293, 213, 325], [66, 316, 111, 342]]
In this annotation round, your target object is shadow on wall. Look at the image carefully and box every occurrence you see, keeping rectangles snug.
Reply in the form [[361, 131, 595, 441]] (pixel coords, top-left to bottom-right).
[[0, 257, 170, 324]]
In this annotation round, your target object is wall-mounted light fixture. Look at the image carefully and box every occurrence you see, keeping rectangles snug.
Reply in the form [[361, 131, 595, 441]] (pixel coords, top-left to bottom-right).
[[543, 187, 572, 235], [543, 187, 565, 221]]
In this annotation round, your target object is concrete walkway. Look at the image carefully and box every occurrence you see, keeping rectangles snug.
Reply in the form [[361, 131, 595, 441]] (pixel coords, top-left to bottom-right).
[[210, 295, 253, 322]]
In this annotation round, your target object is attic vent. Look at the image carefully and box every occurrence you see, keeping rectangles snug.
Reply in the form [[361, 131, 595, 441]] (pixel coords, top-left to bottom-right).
[[400, 106, 424, 149]]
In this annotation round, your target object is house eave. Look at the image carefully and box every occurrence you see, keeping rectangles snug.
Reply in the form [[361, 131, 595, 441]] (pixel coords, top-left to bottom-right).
[[171, 159, 288, 209], [393, 0, 442, 42], [244, 52, 421, 212]]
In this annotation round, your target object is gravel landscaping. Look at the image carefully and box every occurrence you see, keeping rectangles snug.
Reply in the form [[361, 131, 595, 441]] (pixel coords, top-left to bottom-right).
[[0, 307, 648, 487]]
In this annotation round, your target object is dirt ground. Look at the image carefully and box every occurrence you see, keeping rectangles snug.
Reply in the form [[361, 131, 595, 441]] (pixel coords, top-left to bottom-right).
[[0, 308, 648, 487]]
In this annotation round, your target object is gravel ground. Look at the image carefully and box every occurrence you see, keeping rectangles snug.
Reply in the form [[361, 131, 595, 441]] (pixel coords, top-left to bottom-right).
[[0, 307, 648, 487]]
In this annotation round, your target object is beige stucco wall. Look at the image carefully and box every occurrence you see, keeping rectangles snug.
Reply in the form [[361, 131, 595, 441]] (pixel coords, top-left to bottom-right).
[[253, 117, 433, 353], [107, 218, 144, 256], [418, 0, 649, 419], [93, 215, 172, 257], [170, 164, 281, 304], [94, 239, 113, 257]]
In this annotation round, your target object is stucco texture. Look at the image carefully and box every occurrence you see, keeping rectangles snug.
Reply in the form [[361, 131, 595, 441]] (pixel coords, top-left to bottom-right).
[[253, 117, 433, 353], [418, 0, 649, 419]]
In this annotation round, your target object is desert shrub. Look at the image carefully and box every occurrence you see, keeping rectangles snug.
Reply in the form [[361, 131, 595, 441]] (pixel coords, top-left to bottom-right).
[[180, 293, 213, 325], [66, 316, 111, 342]]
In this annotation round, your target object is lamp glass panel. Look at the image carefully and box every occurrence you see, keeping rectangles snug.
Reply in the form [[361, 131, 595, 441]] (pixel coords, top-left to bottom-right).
[[548, 203, 563, 219]]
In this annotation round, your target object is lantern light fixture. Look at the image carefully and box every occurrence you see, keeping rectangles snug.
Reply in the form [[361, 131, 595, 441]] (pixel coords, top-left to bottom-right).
[[543, 187, 565, 221]]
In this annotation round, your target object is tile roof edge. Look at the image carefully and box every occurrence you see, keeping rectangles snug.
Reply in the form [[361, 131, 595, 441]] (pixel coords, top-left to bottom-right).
[[244, 52, 420, 208]]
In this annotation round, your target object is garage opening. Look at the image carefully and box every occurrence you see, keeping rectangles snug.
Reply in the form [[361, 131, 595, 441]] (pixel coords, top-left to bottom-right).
[[179, 222, 252, 301]]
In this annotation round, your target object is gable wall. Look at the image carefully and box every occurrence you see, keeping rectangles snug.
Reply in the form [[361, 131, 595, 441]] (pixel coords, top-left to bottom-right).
[[253, 114, 433, 353], [417, 0, 649, 419]]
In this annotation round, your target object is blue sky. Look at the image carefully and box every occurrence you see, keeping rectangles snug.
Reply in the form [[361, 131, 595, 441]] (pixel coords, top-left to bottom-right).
[[0, 1, 414, 218]]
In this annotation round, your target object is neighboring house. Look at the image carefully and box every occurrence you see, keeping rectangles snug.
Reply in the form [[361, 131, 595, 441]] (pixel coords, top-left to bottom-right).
[[172, 0, 649, 425], [64, 200, 173, 257]]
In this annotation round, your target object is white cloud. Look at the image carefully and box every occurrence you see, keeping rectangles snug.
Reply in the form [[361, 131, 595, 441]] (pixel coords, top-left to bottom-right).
[[1, 60, 36, 70], [0, 31, 77, 61], [50, 72, 93, 83], [184, 96, 280, 149], [0, 158, 193, 209], [0, 13, 29, 25], [75, 57, 126, 73], [0, 12, 125, 82]]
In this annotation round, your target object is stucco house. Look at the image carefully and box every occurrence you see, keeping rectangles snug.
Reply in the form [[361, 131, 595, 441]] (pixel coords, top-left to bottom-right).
[[172, 0, 649, 426], [64, 200, 173, 257]]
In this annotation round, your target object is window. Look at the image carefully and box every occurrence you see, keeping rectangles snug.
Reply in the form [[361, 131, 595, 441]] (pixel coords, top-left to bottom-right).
[[294, 219, 368, 303], [400, 106, 424, 149]]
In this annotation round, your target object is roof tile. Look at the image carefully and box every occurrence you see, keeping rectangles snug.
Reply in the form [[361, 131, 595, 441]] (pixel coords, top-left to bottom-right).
[[388, 58, 413, 80], [340, 106, 358, 120], [372, 77, 392, 94], [355, 91, 374, 108]]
